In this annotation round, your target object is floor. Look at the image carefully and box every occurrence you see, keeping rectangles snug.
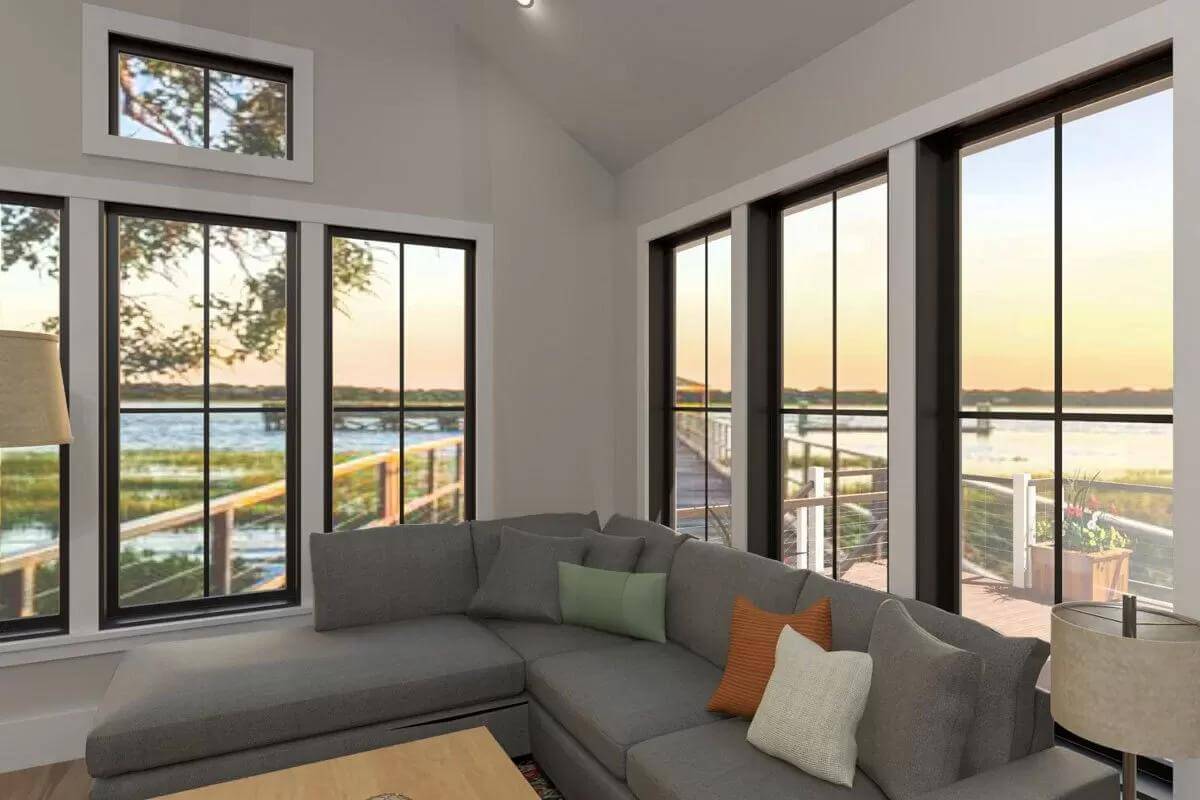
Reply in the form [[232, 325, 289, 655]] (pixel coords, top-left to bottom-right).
[[0, 757, 564, 800]]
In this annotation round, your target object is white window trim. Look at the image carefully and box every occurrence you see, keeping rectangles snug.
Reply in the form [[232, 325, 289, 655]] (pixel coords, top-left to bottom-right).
[[0, 163, 495, 665], [81, 4, 315, 182]]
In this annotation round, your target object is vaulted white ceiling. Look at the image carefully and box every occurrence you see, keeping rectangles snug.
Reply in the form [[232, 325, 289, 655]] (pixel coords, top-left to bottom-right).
[[439, 0, 915, 172]]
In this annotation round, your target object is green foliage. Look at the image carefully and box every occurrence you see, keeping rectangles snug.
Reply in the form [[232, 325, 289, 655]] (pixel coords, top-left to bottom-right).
[[118, 550, 264, 606], [1035, 472, 1130, 553]]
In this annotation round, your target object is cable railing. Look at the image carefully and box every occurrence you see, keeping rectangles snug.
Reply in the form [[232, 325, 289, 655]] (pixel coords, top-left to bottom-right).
[[0, 436, 466, 617]]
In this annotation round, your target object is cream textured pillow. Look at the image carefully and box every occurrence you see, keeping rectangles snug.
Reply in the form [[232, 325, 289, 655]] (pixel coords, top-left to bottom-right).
[[746, 626, 873, 787]]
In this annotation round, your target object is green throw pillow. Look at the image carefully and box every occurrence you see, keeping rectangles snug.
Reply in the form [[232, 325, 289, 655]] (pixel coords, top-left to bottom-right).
[[558, 562, 667, 642]]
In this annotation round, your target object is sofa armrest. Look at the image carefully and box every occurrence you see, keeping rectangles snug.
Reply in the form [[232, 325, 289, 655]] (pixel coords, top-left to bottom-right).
[[917, 747, 1118, 800], [310, 523, 477, 631]]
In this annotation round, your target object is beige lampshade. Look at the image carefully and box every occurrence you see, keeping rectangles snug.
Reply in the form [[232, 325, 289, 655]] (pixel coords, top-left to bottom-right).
[[1052, 601, 1200, 759], [0, 330, 72, 447]]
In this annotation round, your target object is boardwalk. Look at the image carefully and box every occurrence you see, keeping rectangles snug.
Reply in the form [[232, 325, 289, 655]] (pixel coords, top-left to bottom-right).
[[674, 440, 731, 539], [839, 561, 1053, 640]]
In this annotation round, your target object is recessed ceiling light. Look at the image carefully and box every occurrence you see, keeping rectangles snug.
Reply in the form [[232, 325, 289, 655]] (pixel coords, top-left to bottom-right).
[[516, 0, 534, 8]]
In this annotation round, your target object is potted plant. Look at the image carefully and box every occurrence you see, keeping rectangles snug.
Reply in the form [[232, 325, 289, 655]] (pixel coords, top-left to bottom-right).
[[1030, 472, 1132, 602]]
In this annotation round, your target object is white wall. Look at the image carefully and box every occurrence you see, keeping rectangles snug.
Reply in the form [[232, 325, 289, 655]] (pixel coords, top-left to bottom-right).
[[0, 0, 618, 769]]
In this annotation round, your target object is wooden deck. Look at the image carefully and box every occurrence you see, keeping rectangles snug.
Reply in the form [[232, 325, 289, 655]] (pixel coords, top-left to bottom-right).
[[838, 561, 1052, 640]]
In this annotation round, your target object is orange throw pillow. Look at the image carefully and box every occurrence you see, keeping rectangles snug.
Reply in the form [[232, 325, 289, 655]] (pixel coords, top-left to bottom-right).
[[706, 595, 833, 718]]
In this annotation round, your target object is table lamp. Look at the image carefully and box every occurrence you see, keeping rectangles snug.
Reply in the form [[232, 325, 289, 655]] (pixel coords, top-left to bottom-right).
[[0, 330, 72, 449], [1052, 596, 1200, 800]]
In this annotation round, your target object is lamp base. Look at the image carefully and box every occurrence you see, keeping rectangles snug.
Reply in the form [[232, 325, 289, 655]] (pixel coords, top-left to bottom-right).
[[1122, 594, 1138, 800]]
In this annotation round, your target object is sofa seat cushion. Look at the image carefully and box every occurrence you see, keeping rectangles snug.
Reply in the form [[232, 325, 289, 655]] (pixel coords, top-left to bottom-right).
[[87, 615, 524, 778], [527, 641, 726, 779], [627, 718, 888, 800], [483, 619, 633, 661]]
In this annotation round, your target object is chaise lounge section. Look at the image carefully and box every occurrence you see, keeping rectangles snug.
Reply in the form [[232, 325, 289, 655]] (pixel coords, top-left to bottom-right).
[[86, 511, 1118, 800]]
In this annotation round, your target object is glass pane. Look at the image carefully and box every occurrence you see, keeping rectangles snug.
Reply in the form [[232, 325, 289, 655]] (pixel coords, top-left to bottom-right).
[[673, 411, 708, 539], [208, 70, 288, 158], [209, 226, 288, 405], [705, 411, 733, 546], [782, 196, 833, 409], [1062, 84, 1172, 414], [405, 244, 466, 407], [404, 411, 467, 524], [208, 413, 287, 597], [706, 232, 732, 409], [0, 202, 61, 334], [960, 121, 1055, 412], [0, 446, 61, 621], [836, 416, 888, 589], [1061, 421, 1172, 610], [0, 202, 62, 623], [960, 418, 1055, 640], [836, 178, 888, 410], [116, 53, 204, 147], [118, 413, 205, 607], [331, 410, 400, 531], [781, 414, 834, 572], [331, 237, 401, 405], [117, 215, 205, 407], [674, 240, 706, 407]]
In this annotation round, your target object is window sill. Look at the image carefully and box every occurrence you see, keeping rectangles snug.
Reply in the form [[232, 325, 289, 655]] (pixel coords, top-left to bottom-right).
[[0, 604, 312, 668]]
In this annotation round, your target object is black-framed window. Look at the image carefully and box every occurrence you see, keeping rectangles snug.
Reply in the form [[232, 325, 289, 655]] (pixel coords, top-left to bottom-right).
[[649, 218, 734, 544], [326, 228, 475, 530], [102, 204, 298, 626], [918, 53, 1174, 644], [914, 45, 1174, 788], [764, 164, 889, 586], [110, 34, 293, 159], [0, 192, 68, 640]]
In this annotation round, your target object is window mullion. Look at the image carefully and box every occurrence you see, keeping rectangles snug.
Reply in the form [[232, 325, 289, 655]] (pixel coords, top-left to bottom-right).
[[398, 242, 406, 525], [202, 223, 211, 598], [831, 193, 839, 580], [202, 67, 211, 150], [1053, 113, 1064, 606]]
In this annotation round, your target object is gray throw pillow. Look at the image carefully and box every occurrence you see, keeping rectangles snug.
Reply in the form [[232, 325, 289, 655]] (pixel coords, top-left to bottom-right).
[[468, 527, 587, 623], [602, 514, 689, 573], [857, 599, 983, 800], [582, 529, 644, 572]]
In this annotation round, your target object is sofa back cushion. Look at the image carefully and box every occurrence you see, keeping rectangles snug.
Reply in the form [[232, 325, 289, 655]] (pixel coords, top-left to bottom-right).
[[667, 540, 807, 667], [796, 571, 1050, 776], [602, 514, 690, 573], [310, 522, 476, 631], [470, 511, 600, 583]]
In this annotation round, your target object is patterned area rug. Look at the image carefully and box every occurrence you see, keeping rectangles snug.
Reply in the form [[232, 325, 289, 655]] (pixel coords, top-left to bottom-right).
[[516, 757, 565, 799]]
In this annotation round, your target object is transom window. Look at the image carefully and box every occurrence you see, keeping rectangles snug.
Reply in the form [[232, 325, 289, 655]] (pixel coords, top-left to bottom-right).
[[0, 192, 66, 639], [110, 35, 292, 159], [326, 229, 475, 530], [103, 205, 297, 624]]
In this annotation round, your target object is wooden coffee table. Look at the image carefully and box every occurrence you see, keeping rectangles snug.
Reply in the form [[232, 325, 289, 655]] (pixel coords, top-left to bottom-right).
[[156, 727, 539, 799]]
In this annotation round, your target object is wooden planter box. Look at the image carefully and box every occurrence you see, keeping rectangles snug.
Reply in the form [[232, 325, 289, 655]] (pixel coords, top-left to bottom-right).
[[1030, 543, 1131, 602]]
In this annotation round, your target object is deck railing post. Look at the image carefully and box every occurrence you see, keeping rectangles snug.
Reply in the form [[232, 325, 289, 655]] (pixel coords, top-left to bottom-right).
[[1012, 473, 1033, 588], [20, 562, 36, 617], [427, 448, 438, 523], [799, 465, 825, 573], [211, 508, 235, 595], [453, 442, 463, 520], [378, 455, 400, 524]]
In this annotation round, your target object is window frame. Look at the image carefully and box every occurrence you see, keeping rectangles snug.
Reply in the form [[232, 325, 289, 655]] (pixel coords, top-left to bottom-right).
[[754, 159, 890, 581], [81, 3, 314, 182], [101, 202, 300, 628], [915, 47, 1173, 783], [648, 215, 732, 538], [323, 226, 477, 531], [108, 33, 295, 160], [0, 191, 70, 642]]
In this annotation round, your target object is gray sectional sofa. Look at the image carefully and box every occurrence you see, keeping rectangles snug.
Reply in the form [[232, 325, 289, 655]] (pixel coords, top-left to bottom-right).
[[86, 511, 1118, 800]]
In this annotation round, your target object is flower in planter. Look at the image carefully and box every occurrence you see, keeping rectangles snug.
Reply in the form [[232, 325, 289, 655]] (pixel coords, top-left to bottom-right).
[[1035, 471, 1130, 554]]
